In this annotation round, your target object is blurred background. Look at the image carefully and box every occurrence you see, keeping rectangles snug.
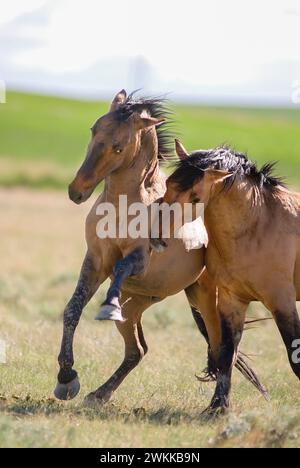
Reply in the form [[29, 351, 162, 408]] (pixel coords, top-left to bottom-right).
[[0, 0, 300, 187]]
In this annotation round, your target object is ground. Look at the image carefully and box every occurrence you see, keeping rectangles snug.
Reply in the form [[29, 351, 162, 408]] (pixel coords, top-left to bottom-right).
[[1, 188, 300, 448]]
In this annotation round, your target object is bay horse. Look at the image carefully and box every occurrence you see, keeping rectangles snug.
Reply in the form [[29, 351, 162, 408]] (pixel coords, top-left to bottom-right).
[[158, 138, 300, 415], [54, 91, 264, 405]]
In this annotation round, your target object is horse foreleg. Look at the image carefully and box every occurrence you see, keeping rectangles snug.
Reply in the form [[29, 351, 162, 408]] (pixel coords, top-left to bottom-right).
[[185, 269, 221, 369], [85, 294, 151, 406], [96, 246, 149, 321], [187, 274, 268, 398], [203, 289, 248, 417], [54, 254, 106, 401]]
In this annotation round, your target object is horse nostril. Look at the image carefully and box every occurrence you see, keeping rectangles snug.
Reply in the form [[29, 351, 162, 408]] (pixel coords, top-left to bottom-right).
[[68, 186, 83, 204]]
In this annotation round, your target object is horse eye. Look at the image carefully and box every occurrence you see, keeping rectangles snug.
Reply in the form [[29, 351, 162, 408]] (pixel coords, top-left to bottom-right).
[[115, 148, 123, 154]]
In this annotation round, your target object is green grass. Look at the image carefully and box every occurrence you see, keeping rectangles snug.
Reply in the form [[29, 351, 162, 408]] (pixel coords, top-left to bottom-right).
[[1, 188, 300, 448], [1, 91, 300, 188], [2, 92, 300, 447]]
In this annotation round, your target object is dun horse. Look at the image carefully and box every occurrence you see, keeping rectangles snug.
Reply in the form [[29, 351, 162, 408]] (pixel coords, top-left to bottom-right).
[[54, 91, 263, 405], [157, 139, 300, 414]]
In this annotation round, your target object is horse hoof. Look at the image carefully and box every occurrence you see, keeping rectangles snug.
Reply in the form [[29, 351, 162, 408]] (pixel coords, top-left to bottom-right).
[[54, 377, 80, 401], [201, 404, 229, 420], [83, 392, 111, 408], [95, 304, 125, 322]]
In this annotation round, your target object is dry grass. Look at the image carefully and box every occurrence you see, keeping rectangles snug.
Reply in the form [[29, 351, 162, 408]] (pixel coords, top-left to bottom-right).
[[1, 188, 300, 448], [0, 157, 72, 189]]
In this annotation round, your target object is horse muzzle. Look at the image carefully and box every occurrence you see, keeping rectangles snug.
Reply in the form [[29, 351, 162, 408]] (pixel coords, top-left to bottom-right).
[[68, 184, 95, 204]]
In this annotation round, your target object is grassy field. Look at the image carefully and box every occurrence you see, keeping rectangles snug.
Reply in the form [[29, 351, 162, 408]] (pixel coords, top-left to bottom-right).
[[1, 92, 300, 448], [1, 188, 300, 448], [1, 91, 300, 188]]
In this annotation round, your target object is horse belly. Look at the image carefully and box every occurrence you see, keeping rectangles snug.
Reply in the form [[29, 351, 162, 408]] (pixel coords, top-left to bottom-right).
[[123, 243, 204, 298]]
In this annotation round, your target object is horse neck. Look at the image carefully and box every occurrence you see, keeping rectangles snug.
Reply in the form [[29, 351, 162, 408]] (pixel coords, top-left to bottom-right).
[[104, 128, 164, 205], [205, 180, 265, 257]]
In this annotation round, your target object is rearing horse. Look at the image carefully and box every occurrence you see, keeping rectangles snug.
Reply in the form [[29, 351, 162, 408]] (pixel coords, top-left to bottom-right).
[[54, 91, 264, 405]]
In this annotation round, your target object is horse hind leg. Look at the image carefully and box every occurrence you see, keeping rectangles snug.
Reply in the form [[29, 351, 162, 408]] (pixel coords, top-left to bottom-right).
[[276, 309, 300, 378], [185, 271, 221, 365], [84, 294, 151, 406], [264, 286, 300, 380], [191, 306, 268, 396], [187, 272, 267, 398], [201, 289, 248, 416], [137, 321, 149, 356]]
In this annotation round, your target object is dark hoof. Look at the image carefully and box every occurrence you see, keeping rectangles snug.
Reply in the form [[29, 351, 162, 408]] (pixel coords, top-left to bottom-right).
[[83, 391, 112, 408], [95, 304, 125, 322], [54, 376, 80, 401]]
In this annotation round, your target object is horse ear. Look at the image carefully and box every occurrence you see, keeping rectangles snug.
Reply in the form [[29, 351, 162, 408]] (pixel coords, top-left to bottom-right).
[[204, 169, 232, 184], [110, 89, 127, 111], [175, 139, 189, 160], [131, 114, 165, 130]]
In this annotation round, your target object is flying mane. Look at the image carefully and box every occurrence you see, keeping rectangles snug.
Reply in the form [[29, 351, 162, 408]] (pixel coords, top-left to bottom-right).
[[116, 92, 175, 160], [169, 146, 285, 192]]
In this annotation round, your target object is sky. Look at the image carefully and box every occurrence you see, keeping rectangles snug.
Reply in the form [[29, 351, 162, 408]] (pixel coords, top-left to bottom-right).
[[0, 0, 299, 105]]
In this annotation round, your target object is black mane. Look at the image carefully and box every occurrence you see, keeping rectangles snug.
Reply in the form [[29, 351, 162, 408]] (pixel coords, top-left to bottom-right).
[[169, 146, 284, 193], [117, 92, 174, 160]]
